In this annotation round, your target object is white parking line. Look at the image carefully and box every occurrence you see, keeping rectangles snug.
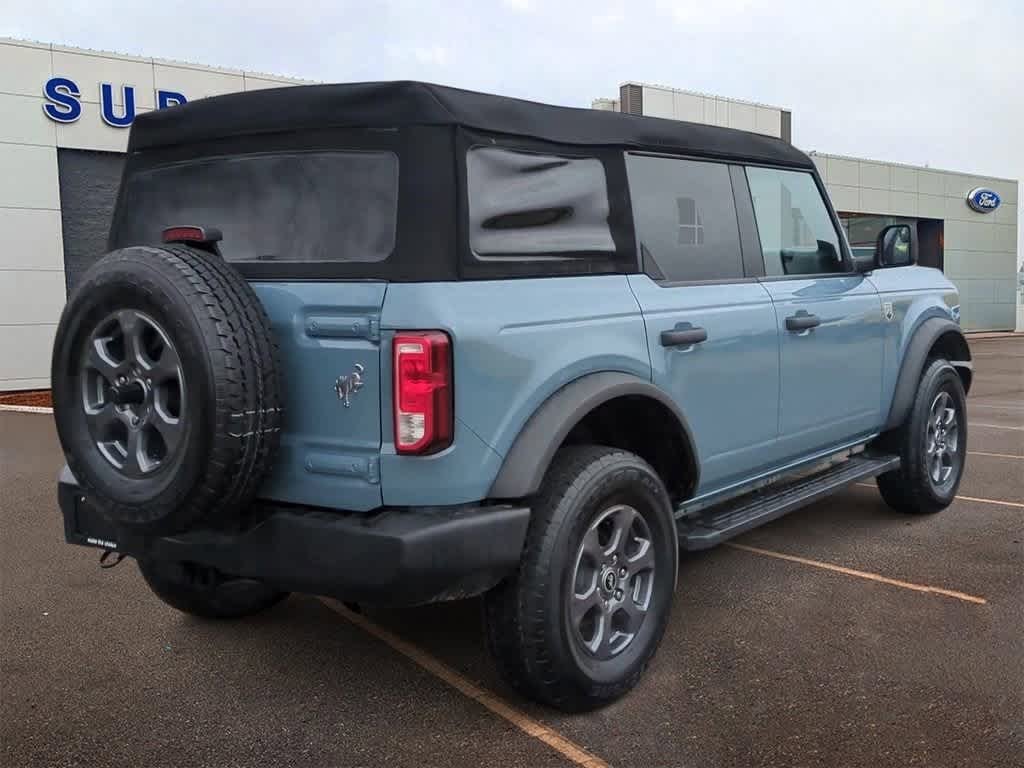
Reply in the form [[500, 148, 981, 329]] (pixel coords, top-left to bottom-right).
[[854, 482, 1024, 509], [318, 598, 611, 768], [727, 543, 988, 604], [953, 493, 1024, 509], [970, 422, 1024, 432], [969, 450, 1024, 460]]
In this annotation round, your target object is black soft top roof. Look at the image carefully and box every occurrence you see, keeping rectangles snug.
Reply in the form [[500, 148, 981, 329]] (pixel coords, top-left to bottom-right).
[[128, 80, 812, 169]]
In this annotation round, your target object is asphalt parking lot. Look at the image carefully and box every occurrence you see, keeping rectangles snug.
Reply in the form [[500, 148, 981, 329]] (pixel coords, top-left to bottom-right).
[[2, 337, 1021, 768]]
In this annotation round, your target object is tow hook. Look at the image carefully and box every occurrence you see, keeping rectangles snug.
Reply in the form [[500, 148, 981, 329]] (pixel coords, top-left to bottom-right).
[[99, 550, 127, 569]]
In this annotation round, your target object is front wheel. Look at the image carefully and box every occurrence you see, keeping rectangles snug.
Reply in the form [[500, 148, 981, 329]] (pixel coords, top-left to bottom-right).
[[484, 446, 678, 711], [876, 358, 967, 514]]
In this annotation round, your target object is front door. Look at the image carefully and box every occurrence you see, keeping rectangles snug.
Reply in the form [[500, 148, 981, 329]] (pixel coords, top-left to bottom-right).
[[745, 166, 885, 461], [625, 154, 780, 495], [761, 275, 885, 458]]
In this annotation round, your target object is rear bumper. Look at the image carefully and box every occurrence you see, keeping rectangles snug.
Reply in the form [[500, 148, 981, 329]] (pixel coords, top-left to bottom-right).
[[58, 468, 530, 605]]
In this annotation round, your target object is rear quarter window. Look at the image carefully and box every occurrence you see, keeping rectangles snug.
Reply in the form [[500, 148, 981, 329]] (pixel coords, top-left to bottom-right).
[[114, 150, 398, 263], [466, 147, 616, 259]]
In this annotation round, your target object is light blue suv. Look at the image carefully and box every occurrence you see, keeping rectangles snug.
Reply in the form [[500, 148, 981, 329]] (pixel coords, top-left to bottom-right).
[[52, 82, 972, 711]]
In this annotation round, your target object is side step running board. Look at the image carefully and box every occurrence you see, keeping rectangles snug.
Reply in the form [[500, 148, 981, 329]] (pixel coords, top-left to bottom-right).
[[678, 454, 900, 551]]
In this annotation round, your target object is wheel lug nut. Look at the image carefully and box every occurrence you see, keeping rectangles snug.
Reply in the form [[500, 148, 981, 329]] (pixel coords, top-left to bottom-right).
[[611, 555, 618, 564], [619, 567, 627, 577], [615, 589, 623, 600], [131, 416, 140, 426]]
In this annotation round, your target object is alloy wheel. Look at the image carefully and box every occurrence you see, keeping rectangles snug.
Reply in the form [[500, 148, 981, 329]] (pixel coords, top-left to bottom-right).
[[80, 309, 186, 477], [569, 503, 656, 660], [925, 390, 959, 487]]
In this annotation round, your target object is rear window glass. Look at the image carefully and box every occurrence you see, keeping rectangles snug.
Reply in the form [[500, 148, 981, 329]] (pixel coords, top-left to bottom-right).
[[115, 151, 398, 263], [466, 147, 615, 258]]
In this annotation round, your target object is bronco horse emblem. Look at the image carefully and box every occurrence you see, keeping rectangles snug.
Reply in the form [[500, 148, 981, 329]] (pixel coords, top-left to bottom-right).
[[335, 363, 365, 407]]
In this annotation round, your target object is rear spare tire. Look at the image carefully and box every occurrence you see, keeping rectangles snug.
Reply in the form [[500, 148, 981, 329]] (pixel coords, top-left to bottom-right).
[[51, 245, 281, 534]]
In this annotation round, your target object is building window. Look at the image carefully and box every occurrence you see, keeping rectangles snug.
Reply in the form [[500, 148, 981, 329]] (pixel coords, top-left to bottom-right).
[[676, 197, 705, 246]]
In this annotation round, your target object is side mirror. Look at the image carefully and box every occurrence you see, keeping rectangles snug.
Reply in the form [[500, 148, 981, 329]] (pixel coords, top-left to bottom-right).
[[875, 224, 917, 268]]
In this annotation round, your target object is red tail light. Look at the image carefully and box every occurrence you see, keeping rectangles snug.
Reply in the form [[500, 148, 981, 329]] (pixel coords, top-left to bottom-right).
[[393, 331, 452, 455], [162, 225, 222, 245]]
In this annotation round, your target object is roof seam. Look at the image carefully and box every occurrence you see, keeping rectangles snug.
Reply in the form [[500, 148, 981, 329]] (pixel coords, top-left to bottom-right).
[[421, 83, 460, 122]]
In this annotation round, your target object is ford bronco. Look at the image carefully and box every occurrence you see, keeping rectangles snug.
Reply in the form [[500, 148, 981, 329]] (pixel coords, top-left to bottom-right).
[[52, 82, 971, 711]]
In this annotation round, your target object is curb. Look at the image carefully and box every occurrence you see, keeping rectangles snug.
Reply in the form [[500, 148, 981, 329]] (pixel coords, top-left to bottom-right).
[[965, 332, 1024, 340], [0, 404, 54, 414]]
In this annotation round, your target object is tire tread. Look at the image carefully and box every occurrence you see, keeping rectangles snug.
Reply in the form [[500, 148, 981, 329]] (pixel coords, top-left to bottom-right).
[[876, 357, 966, 515], [485, 445, 676, 711]]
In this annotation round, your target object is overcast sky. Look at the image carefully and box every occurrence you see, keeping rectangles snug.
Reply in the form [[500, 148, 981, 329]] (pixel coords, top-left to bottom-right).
[[4, 0, 1022, 264]]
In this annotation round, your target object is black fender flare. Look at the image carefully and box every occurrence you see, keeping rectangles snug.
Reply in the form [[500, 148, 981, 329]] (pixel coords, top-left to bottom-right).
[[885, 317, 971, 430], [489, 372, 699, 499]]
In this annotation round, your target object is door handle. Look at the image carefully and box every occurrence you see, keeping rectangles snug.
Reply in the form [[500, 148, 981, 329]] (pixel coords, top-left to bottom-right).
[[785, 312, 821, 332], [660, 327, 708, 347]]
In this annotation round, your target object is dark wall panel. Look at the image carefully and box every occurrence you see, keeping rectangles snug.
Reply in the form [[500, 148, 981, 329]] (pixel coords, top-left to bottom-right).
[[57, 149, 125, 292], [918, 219, 944, 271]]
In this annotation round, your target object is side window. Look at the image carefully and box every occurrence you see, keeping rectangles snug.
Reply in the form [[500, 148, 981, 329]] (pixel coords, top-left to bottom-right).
[[625, 154, 744, 282], [745, 167, 844, 276], [466, 147, 615, 257]]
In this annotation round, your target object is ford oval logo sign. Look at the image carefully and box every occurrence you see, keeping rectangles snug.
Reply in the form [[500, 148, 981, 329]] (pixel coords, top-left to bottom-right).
[[966, 187, 1001, 213]]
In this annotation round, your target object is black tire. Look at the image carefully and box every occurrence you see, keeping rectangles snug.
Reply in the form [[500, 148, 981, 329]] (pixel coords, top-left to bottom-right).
[[484, 446, 678, 711], [876, 358, 967, 514], [138, 559, 287, 620], [51, 245, 281, 534]]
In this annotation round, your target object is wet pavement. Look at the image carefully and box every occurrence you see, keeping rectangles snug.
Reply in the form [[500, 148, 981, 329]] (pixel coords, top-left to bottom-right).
[[2, 337, 1021, 767]]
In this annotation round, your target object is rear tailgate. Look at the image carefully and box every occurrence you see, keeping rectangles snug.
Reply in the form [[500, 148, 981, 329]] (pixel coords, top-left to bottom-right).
[[110, 148, 401, 511], [253, 281, 386, 511]]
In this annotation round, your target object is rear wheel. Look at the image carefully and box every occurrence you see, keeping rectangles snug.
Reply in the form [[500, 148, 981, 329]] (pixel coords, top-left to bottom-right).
[[138, 560, 287, 620], [876, 358, 967, 514], [484, 446, 678, 711]]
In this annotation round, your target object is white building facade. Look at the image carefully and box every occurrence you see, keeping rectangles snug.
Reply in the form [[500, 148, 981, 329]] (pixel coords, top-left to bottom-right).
[[0, 38, 310, 391], [808, 151, 1018, 333]]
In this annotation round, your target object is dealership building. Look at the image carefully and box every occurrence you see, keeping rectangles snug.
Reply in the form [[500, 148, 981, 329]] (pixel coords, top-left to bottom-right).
[[0, 38, 1019, 392]]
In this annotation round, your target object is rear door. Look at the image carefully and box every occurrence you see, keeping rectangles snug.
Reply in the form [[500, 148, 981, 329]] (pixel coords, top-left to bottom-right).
[[112, 149, 402, 511], [744, 166, 885, 460], [625, 154, 781, 495]]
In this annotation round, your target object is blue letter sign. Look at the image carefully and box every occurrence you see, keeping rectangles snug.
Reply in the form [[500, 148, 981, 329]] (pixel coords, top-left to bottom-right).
[[44, 79, 189, 127], [42, 77, 82, 123], [100, 83, 137, 127], [157, 90, 187, 109]]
